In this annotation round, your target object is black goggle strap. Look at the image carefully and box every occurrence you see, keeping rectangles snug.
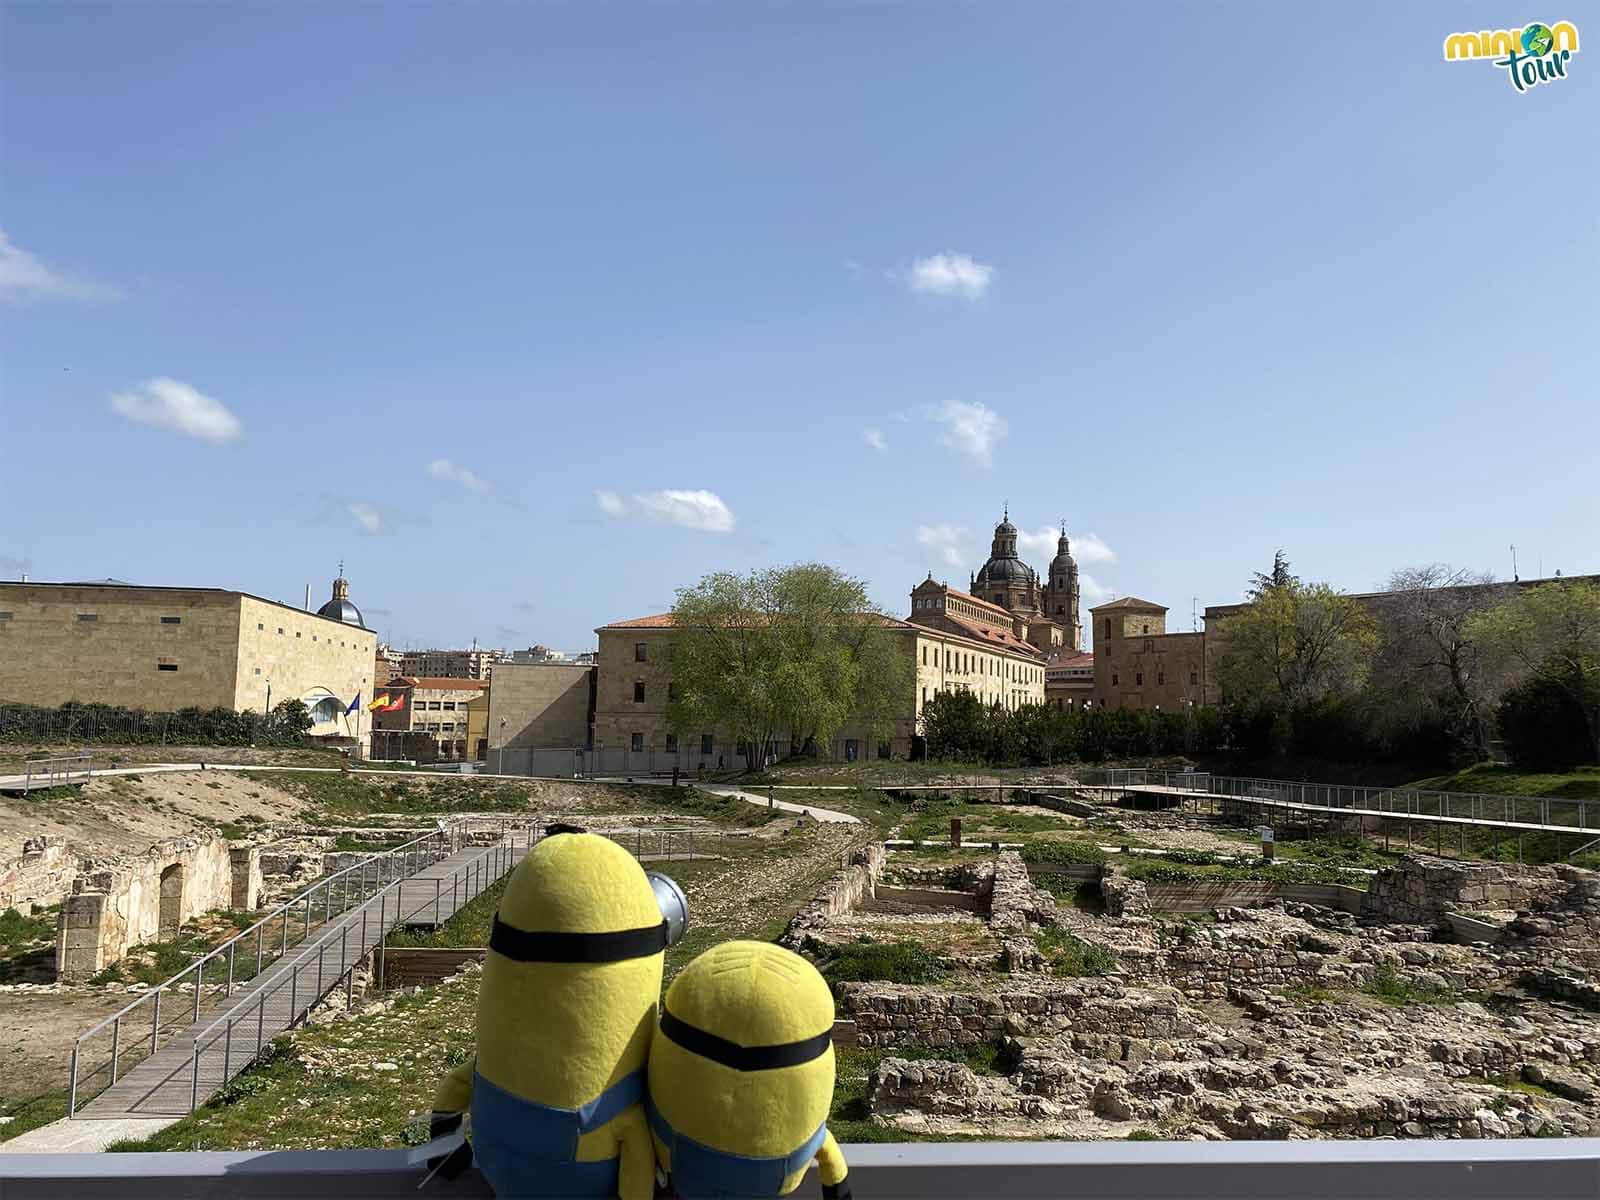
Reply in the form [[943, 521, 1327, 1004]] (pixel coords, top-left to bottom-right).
[[660, 1008, 832, 1072], [489, 914, 669, 963]]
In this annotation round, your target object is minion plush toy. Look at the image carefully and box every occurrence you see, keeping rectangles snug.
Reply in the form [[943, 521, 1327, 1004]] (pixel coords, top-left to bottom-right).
[[428, 826, 687, 1199], [647, 941, 850, 1199]]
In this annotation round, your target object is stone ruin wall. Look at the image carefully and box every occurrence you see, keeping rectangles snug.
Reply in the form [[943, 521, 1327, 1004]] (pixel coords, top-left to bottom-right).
[[56, 832, 262, 982], [1362, 855, 1566, 925], [0, 835, 78, 914], [779, 841, 887, 950]]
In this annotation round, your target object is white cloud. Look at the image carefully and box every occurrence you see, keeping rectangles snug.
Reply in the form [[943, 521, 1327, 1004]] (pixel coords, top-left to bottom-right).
[[863, 427, 887, 453], [109, 377, 241, 443], [427, 458, 488, 492], [909, 252, 993, 299], [1074, 532, 1117, 564], [916, 524, 970, 569], [596, 488, 735, 533], [1015, 526, 1117, 565], [1080, 573, 1112, 605], [348, 503, 382, 534], [0, 230, 122, 303], [930, 399, 1006, 467]]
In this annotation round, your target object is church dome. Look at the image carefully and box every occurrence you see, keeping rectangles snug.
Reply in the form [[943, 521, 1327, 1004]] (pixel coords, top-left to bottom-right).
[[317, 570, 366, 629], [995, 517, 1017, 537], [976, 557, 1035, 584]]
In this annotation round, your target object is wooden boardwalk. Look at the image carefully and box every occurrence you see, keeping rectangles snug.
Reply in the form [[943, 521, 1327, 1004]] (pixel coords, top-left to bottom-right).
[[74, 837, 521, 1119]]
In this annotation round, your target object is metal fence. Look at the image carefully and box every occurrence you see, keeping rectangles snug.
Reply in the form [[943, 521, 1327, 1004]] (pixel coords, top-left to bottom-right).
[[1075, 768, 1600, 832], [184, 830, 533, 1113], [3, 751, 94, 792], [67, 822, 464, 1117]]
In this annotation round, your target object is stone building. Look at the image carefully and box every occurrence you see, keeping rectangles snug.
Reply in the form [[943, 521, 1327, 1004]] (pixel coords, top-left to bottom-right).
[[370, 676, 488, 760], [0, 573, 376, 748], [593, 591, 1047, 764], [486, 662, 595, 752], [1091, 597, 1207, 711], [959, 512, 1083, 653], [1045, 650, 1095, 710]]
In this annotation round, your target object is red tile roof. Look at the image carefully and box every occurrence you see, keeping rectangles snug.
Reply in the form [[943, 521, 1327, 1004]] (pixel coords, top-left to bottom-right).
[[1047, 651, 1095, 670], [1089, 596, 1168, 612], [938, 613, 1045, 659], [598, 614, 677, 630]]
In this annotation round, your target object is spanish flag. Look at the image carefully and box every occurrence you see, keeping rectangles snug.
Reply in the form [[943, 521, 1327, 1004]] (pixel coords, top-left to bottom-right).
[[367, 693, 391, 712]]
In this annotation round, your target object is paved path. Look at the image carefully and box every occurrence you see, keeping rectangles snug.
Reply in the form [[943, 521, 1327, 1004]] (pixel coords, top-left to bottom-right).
[[68, 837, 520, 1121], [3, 1115, 178, 1154]]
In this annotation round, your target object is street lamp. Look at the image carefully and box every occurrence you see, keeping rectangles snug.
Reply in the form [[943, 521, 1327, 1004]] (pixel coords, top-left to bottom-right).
[[265, 678, 272, 714], [497, 718, 506, 776]]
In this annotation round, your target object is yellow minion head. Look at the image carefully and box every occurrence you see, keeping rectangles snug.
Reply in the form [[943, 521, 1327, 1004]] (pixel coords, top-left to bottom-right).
[[648, 941, 846, 1197], [476, 829, 668, 1106]]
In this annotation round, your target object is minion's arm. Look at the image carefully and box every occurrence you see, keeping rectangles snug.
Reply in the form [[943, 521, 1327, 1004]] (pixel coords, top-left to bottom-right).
[[430, 1055, 475, 1135], [611, 1105, 656, 1200], [816, 1130, 851, 1199]]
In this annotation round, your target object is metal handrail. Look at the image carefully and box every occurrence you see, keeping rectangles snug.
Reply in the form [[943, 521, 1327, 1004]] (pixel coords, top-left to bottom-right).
[[1076, 768, 1596, 832], [186, 828, 532, 1111], [67, 818, 468, 1115]]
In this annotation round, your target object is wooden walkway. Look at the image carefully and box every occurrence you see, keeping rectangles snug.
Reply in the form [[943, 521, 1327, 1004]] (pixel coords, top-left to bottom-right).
[[74, 838, 520, 1119], [1121, 784, 1600, 837]]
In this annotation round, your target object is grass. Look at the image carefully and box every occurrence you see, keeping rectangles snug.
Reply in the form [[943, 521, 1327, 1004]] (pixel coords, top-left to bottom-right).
[[1405, 763, 1600, 802], [1362, 964, 1457, 1007], [899, 798, 1076, 843], [1020, 840, 1107, 867], [1274, 837, 1400, 871], [0, 905, 56, 955], [1032, 927, 1116, 978], [0, 1090, 69, 1144], [1126, 1128, 1162, 1141], [1120, 855, 1363, 887], [818, 939, 947, 991]]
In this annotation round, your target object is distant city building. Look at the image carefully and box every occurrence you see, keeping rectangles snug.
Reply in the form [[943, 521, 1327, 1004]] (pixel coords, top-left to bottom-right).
[[396, 646, 506, 681], [370, 676, 488, 760], [510, 644, 566, 664], [374, 642, 405, 685], [0, 572, 377, 750]]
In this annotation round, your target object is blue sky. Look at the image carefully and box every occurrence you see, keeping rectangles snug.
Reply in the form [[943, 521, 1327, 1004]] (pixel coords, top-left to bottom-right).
[[3, 3, 1595, 654]]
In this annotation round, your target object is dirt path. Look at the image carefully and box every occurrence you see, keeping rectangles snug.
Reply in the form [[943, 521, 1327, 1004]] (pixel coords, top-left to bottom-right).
[[0, 991, 135, 1107]]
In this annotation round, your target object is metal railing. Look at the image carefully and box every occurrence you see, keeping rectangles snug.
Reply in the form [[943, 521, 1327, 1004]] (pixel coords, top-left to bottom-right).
[[67, 821, 465, 1117], [185, 827, 534, 1113], [1075, 768, 1600, 832], [4, 752, 94, 792]]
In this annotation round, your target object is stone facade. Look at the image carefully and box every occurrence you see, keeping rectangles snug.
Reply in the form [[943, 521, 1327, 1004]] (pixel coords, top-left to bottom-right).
[[371, 677, 488, 760], [487, 662, 594, 750], [0, 581, 376, 749], [56, 834, 261, 981], [1090, 597, 1207, 712]]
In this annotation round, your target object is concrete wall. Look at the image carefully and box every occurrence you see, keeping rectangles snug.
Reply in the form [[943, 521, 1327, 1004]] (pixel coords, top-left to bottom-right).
[[1143, 881, 1367, 914], [56, 836, 261, 981], [487, 663, 593, 749]]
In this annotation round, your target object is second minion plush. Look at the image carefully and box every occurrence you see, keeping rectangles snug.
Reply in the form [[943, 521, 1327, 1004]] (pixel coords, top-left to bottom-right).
[[647, 940, 850, 1199], [429, 829, 668, 1199]]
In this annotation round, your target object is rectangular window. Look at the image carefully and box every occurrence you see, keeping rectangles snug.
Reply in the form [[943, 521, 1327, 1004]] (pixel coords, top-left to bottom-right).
[[700, 734, 713, 755], [0, 612, 11, 621], [157, 663, 178, 672], [429, 701, 443, 710], [295, 631, 302, 638], [257, 623, 264, 630], [921, 687, 927, 704], [160, 615, 182, 625], [1190, 671, 1199, 685], [1136, 672, 1144, 686], [76, 613, 98, 623], [921, 647, 927, 665], [443, 702, 457, 711], [635, 642, 647, 662], [633, 681, 646, 703], [665, 733, 678, 753], [1112, 672, 1120, 686], [254, 667, 261, 675], [1157, 672, 1165, 685]]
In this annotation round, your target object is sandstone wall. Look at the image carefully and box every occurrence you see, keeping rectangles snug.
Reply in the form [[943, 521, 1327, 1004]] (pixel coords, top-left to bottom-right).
[[780, 842, 886, 948], [56, 834, 261, 981], [0, 836, 78, 914]]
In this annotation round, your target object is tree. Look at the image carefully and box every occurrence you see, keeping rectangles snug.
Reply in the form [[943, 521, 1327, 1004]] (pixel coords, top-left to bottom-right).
[[1467, 580, 1600, 764], [663, 564, 912, 772], [1378, 565, 1504, 757], [269, 697, 314, 740], [1247, 550, 1299, 600], [1214, 581, 1377, 708]]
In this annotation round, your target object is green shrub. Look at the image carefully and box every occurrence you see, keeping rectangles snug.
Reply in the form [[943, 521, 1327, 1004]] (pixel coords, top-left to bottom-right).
[[820, 940, 946, 988], [1021, 841, 1107, 866], [1126, 1128, 1162, 1141], [1363, 964, 1454, 1006], [1033, 928, 1116, 978]]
